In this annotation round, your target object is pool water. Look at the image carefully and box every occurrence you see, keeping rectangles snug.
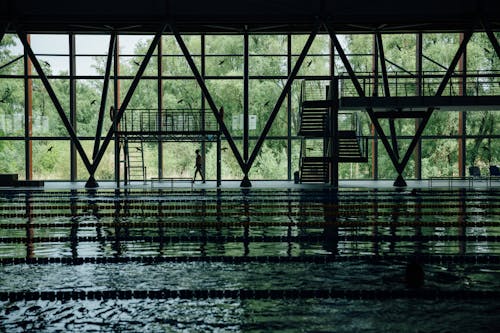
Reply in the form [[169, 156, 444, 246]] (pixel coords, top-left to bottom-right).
[[1, 187, 499, 332]]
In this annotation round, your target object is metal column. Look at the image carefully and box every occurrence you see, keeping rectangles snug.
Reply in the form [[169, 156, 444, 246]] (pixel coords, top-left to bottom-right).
[[371, 34, 379, 180], [458, 32, 467, 178], [113, 35, 121, 187], [158, 36, 164, 179], [330, 79, 339, 188], [415, 32, 423, 180], [287, 34, 292, 180], [69, 33, 77, 181], [24, 34, 33, 180], [241, 29, 250, 187], [200, 34, 206, 178]]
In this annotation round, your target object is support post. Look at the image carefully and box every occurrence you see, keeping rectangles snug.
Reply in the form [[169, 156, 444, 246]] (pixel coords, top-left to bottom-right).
[[330, 79, 339, 188], [242, 29, 250, 187], [113, 35, 121, 188], [458, 32, 467, 177], [287, 34, 292, 180], [371, 34, 379, 180], [69, 33, 77, 181], [158, 35, 164, 179], [200, 35, 206, 178], [414, 32, 423, 180], [24, 34, 33, 180]]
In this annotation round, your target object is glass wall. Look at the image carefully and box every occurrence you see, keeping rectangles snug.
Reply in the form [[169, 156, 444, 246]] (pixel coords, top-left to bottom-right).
[[0, 31, 498, 182]]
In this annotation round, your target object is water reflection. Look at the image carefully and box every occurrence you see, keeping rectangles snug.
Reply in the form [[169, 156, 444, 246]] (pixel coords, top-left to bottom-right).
[[0, 187, 499, 332]]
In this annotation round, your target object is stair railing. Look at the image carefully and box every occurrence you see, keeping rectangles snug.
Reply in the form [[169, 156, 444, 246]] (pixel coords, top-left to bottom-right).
[[298, 80, 306, 131], [354, 112, 369, 160], [299, 138, 305, 178]]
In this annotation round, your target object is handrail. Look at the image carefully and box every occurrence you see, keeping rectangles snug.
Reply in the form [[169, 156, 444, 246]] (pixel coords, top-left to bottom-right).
[[300, 71, 500, 100], [336, 70, 500, 98], [122, 109, 218, 133]]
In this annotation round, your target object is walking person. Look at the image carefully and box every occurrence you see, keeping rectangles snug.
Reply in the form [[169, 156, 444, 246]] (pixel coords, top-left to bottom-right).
[[193, 149, 205, 183]]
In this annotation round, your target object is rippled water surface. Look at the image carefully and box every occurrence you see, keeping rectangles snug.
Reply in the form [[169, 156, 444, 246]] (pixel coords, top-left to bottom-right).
[[0, 187, 499, 331]]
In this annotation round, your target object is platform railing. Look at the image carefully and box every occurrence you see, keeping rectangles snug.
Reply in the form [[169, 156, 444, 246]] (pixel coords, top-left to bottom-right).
[[337, 70, 500, 98], [122, 109, 219, 133]]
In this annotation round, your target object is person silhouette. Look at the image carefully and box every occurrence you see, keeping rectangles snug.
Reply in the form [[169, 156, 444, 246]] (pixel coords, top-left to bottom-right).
[[193, 149, 205, 183]]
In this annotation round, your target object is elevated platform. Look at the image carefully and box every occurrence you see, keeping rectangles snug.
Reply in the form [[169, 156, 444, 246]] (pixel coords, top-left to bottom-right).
[[339, 95, 500, 111], [116, 131, 220, 142], [119, 109, 220, 142], [304, 96, 500, 111]]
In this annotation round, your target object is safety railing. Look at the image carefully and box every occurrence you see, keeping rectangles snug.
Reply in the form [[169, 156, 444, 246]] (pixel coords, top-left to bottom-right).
[[122, 109, 219, 133], [300, 79, 333, 102], [337, 111, 368, 161], [338, 70, 500, 98]]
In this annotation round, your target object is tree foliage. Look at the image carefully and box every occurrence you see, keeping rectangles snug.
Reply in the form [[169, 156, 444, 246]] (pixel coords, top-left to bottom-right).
[[0, 32, 498, 180]]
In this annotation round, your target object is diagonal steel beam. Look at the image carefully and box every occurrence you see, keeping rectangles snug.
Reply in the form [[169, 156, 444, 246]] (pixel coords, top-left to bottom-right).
[[246, 21, 321, 173], [483, 22, 500, 59], [18, 31, 93, 173], [0, 23, 6, 45], [170, 24, 246, 173], [0, 55, 23, 71], [326, 26, 401, 172], [376, 32, 399, 160], [398, 30, 473, 173], [92, 32, 116, 160], [90, 24, 167, 175]]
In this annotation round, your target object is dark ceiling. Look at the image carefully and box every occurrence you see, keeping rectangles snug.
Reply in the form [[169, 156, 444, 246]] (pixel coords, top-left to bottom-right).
[[2, 0, 500, 34]]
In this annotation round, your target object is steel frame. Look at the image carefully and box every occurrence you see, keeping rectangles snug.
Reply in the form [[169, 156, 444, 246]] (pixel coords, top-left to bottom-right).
[[92, 32, 116, 160], [1, 21, 498, 186], [69, 33, 77, 181], [18, 30, 93, 174], [23, 34, 33, 180], [326, 26, 402, 183], [483, 21, 500, 59], [171, 24, 246, 175], [376, 32, 400, 161], [90, 24, 167, 186], [245, 21, 321, 180], [327, 24, 475, 186], [0, 24, 6, 45], [397, 31, 473, 182]]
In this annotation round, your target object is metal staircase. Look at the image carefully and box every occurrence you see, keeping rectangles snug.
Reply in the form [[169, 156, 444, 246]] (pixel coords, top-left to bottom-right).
[[298, 80, 368, 184], [123, 136, 147, 184], [299, 140, 330, 183], [338, 131, 367, 163], [117, 109, 220, 185]]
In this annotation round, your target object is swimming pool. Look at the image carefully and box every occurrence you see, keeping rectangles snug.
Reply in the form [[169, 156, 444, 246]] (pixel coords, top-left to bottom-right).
[[1, 187, 499, 332]]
